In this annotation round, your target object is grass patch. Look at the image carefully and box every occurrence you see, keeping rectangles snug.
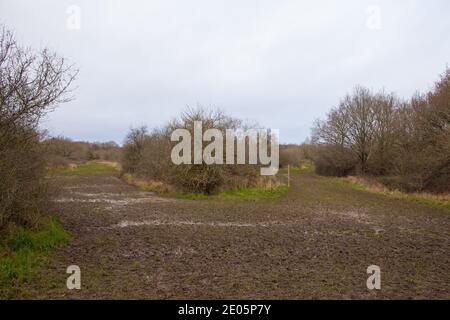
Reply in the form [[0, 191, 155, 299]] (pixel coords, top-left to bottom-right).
[[169, 185, 289, 201], [279, 161, 315, 174], [0, 218, 69, 298], [121, 173, 173, 193], [48, 161, 118, 176], [122, 173, 289, 202], [339, 176, 450, 211]]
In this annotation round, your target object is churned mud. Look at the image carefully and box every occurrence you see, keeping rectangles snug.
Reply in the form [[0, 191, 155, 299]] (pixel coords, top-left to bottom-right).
[[21, 173, 449, 299]]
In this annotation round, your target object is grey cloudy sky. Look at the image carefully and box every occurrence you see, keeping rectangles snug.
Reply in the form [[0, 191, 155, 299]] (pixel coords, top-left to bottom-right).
[[1, 0, 449, 143]]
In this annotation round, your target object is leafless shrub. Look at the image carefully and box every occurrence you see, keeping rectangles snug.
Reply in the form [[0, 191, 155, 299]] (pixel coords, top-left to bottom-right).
[[0, 25, 77, 228], [279, 143, 317, 168], [313, 145, 355, 177], [122, 126, 149, 173], [279, 145, 303, 167], [122, 107, 263, 194], [89, 141, 121, 162], [391, 68, 450, 192]]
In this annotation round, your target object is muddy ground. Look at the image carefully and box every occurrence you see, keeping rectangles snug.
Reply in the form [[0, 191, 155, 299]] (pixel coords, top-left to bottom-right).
[[21, 172, 449, 299]]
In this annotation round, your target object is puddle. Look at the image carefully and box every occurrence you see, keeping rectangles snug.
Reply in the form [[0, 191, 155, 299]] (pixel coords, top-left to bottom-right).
[[113, 219, 272, 228], [110, 219, 310, 229], [62, 184, 119, 190], [52, 197, 169, 205], [72, 192, 120, 197]]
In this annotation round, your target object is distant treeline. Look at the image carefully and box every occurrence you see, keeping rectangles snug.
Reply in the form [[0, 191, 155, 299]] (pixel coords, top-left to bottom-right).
[[311, 67, 450, 193], [279, 143, 316, 168], [42, 137, 122, 167]]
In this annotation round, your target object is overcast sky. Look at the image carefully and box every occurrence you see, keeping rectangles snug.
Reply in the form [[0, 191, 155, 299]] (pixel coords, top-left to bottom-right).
[[1, 0, 449, 144]]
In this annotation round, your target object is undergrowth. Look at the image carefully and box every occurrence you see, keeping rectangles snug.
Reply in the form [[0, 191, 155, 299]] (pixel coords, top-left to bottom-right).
[[0, 218, 69, 298]]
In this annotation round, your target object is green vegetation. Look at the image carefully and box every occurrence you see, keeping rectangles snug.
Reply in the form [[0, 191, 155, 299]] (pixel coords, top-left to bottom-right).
[[290, 173, 375, 207], [49, 161, 118, 176], [279, 161, 315, 174], [0, 218, 69, 298], [169, 185, 289, 201], [122, 171, 289, 202]]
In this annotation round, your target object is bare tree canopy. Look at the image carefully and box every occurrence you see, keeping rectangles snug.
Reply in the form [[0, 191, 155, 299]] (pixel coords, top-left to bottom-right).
[[0, 25, 78, 144], [312, 67, 450, 192], [0, 25, 77, 228]]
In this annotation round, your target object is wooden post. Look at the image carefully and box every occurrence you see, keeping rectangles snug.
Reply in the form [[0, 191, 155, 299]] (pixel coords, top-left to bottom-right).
[[288, 165, 290, 187]]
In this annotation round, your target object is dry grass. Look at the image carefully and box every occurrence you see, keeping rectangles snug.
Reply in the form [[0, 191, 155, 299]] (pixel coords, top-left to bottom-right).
[[48, 161, 119, 176], [95, 161, 122, 171], [121, 172, 288, 202], [121, 173, 174, 193], [343, 176, 450, 211]]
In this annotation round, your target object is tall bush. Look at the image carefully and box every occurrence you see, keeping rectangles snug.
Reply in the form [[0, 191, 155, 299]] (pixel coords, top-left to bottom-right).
[[0, 26, 76, 228]]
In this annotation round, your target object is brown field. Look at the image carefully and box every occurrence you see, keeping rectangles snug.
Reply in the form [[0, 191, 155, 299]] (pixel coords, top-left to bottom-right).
[[13, 167, 449, 300]]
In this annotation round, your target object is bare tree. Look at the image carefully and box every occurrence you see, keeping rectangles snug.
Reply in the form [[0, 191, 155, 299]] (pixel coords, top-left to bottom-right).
[[312, 67, 449, 193], [0, 25, 77, 227], [122, 126, 148, 172], [312, 86, 398, 175], [1, 27, 77, 139]]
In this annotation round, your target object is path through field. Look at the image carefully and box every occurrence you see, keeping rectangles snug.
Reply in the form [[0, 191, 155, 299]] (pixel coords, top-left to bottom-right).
[[23, 172, 449, 299]]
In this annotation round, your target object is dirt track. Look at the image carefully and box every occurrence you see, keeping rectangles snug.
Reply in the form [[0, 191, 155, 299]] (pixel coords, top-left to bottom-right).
[[23, 172, 449, 299]]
